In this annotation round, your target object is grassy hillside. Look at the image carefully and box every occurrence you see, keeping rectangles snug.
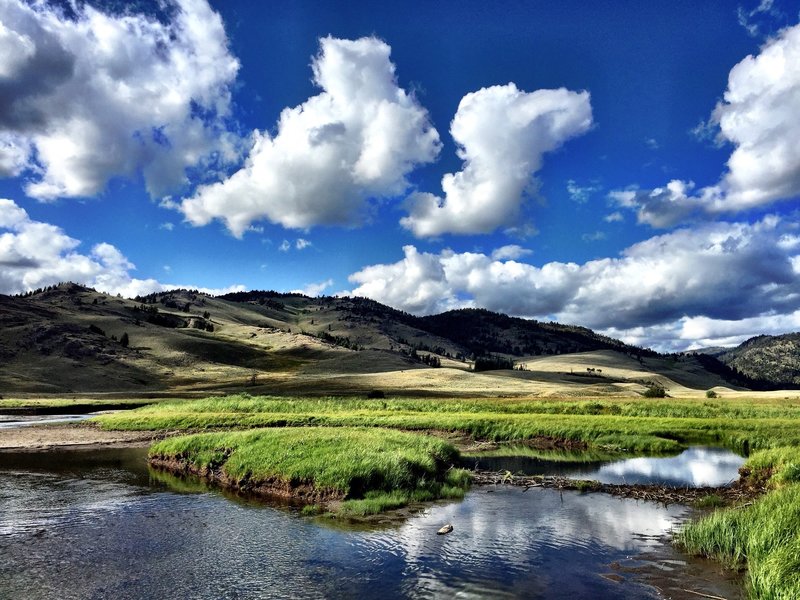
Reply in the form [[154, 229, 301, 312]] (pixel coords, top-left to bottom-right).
[[0, 282, 784, 395], [716, 333, 800, 386]]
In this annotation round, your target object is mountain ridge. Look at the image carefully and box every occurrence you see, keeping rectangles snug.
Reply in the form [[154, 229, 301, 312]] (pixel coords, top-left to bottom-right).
[[0, 282, 790, 396]]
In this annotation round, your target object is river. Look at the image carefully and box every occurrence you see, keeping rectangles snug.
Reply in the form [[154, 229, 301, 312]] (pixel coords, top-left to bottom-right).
[[0, 445, 743, 599]]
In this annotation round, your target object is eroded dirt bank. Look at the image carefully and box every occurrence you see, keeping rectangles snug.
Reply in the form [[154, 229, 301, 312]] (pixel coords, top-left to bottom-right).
[[148, 455, 344, 505]]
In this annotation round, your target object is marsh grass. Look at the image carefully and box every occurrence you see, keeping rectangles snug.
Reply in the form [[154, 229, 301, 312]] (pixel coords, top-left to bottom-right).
[[692, 494, 726, 509], [97, 394, 800, 454], [149, 427, 470, 513], [678, 449, 800, 599], [461, 445, 622, 462], [96, 393, 800, 589]]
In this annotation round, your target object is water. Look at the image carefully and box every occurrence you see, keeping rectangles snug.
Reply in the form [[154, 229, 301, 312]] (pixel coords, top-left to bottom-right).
[[464, 447, 745, 487], [0, 447, 742, 599], [0, 414, 93, 429]]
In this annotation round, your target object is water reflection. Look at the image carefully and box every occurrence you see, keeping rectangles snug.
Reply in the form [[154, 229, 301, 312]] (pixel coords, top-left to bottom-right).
[[0, 414, 93, 428], [0, 447, 742, 599], [465, 447, 744, 487]]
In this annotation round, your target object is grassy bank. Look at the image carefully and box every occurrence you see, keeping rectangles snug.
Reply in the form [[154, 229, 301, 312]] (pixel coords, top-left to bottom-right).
[[96, 393, 800, 593], [97, 394, 800, 454], [148, 427, 469, 516], [677, 448, 800, 599], [0, 397, 160, 411]]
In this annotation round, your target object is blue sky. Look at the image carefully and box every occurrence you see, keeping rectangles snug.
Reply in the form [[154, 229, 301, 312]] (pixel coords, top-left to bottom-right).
[[1, 0, 799, 351]]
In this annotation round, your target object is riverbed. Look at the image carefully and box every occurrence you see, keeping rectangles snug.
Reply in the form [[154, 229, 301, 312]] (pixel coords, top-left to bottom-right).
[[0, 446, 743, 599]]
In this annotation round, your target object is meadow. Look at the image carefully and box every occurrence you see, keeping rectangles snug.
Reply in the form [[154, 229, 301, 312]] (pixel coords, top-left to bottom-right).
[[92, 393, 800, 598], [96, 394, 800, 454]]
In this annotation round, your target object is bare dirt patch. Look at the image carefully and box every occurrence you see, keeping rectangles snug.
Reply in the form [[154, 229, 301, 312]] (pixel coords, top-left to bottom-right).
[[0, 423, 162, 451]]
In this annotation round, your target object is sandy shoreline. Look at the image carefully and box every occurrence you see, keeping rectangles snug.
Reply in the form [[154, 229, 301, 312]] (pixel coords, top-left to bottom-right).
[[0, 423, 161, 451]]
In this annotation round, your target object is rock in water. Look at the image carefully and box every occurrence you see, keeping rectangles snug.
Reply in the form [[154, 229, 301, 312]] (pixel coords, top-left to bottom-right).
[[437, 524, 453, 535]]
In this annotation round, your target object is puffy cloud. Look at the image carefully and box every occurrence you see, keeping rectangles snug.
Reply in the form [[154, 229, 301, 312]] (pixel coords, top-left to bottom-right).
[[292, 278, 333, 297], [713, 23, 800, 210], [348, 245, 459, 314], [180, 36, 441, 237], [609, 180, 710, 228], [491, 244, 532, 260], [0, 0, 240, 200], [0, 133, 30, 177], [680, 312, 800, 349], [347, 216, 800, 349], [401, 84, 592, 237], [613, 23, 800, 227], [0, 198, 244, 297]]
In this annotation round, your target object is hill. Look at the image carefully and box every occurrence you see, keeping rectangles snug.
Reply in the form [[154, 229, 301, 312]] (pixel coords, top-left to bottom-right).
[[713, 333, 800, 386], [0, 282, 778, 397]]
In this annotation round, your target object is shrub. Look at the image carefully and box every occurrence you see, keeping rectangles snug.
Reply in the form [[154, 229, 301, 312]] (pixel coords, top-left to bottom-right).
[[642, 384, 667, 398], [706, 389, 719, 399]]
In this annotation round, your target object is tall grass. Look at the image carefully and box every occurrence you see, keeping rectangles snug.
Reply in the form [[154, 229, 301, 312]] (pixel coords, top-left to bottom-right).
[[677, 449, 800, 599], [677, 484, 800, 599], [96, 394, 800, 419], [96, 394, 800, 454], [149, 427, 469, 513]]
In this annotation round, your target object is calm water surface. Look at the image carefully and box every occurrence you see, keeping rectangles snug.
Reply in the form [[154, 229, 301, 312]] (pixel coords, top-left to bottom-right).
[[465, 447, 745, 487], [0, 414, 93, 428], [0, 448, 742, 599]]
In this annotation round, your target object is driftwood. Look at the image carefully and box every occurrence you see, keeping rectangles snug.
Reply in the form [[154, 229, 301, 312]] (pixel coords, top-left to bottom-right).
[[470, 470, 766, 505]]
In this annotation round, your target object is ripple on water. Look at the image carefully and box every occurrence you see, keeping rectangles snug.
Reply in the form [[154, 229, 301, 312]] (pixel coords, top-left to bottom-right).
[[0, 448, 741, 600]]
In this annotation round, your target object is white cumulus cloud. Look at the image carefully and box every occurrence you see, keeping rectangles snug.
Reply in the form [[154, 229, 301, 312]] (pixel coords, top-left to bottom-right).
[[491, 244, 532, 260], [0, 0, 240, 200], [347, 216, 800, 350], [401, 83, 592, 237], [0, 198, 244, 298], [613, 23, 800, 227], [292, 278, 334, 297], [180, 36, 441, 237]]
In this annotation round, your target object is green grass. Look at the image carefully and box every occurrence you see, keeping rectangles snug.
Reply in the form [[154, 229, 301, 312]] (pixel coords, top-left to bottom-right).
[[92, 392, 800, 593], [461, 444, 622, 462], [745, 447, 800, 486], [692, 494, 726, 509], [677, 449, 800, 599], [96, 394, 800, 455], [0, 397, 161, 410], [149, 427, 470, 514]]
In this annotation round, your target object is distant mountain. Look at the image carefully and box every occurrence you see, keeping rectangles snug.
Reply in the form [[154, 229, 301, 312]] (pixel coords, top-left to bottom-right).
[[713, 333, 800, 387], [0, 282, 789, 395]]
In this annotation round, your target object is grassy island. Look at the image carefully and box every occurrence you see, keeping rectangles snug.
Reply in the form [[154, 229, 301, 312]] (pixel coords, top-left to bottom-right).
[[148, 426, 470, 516]]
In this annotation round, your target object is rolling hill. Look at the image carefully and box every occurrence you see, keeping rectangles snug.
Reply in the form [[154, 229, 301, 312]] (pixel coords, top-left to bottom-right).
[[0, 282, 782, 397], [710, 333, 800, 386]]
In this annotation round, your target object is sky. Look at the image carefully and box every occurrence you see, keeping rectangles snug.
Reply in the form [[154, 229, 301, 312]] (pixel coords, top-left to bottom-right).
[[1, 0, 800, 352]]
